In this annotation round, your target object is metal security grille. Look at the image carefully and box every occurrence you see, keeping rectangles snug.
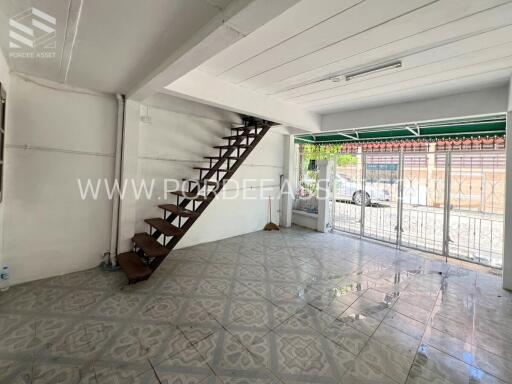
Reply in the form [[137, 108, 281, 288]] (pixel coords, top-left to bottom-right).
[[332, 148, 505, 268], [400, 150, 446, 255], [448, 150, 505, 267], [363, 152, 399, 244], [333, 153, 363, 236]]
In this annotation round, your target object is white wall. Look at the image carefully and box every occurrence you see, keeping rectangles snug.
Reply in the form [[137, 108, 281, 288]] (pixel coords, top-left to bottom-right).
[[3, 74, 118, 285], [322, 85, 509, 132], [0, 50, 9, 271], [135, 93, 284, 248]]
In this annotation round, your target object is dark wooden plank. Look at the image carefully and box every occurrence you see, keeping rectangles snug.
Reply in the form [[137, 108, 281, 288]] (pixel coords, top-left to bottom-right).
[[117, 252, 152, 282], [182, 179, 218, 187], [158, 204, 199, 218], [133, 233, 169, 258], [231, 126, 258, 132], [213, 144, 250, 149], [145, 218, 185, 237], [193, 167, 229, 172], [171, 191, 212, 201], [223, 134, 257, 139], [204, 156, 240, 160]]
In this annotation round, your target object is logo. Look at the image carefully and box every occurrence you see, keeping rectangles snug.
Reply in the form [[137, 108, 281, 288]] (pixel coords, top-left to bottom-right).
[[9, 7, 56, 58]]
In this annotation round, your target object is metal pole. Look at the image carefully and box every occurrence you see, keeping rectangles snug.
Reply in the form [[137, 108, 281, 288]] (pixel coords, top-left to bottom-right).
[[361, 152, 367, 237], [396, 149, 405, 248], [442, 152, 452, 259], [332, 154, 337, 231]]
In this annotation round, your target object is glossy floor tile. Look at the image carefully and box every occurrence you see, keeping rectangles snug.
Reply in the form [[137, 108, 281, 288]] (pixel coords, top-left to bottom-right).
[[0, 226, 511, 384]]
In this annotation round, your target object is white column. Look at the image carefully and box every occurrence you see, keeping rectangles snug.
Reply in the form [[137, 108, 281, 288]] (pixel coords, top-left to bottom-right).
[[117, 99, 140, 255], [317, 160, 334, 233], [280, 134, 295, 227], [503, 78, 512, 290]]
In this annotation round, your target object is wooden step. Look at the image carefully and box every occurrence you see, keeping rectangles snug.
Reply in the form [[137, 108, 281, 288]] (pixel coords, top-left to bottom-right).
[[183, 179, 228, 189], [171, 190, 212, 201], [117, 252, 152, 282], [145, 218, 185, 237], [193, 167, 229, 172], [158, 204, 199, 218], [204, 156, 240, 160], [213, 144, 251, 149], [133, 233, 169, 258], [223, 134, 257, 140], [182, 179, 218, 187], [231, 126, 258, 132]]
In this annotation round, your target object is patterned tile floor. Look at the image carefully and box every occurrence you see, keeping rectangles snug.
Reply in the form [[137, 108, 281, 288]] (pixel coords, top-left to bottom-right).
[[1, 226, 511, 384]]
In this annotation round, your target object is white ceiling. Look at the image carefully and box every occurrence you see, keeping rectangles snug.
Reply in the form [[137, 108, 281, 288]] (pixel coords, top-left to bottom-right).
[[198, 0, 512, 114], [2, 0, 511, 120], [0, 0, 231, 93]]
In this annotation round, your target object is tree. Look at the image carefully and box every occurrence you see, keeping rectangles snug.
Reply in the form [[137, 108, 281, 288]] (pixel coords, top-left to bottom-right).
[[298, 144, 357, 194], [301, 144, 357, 173]]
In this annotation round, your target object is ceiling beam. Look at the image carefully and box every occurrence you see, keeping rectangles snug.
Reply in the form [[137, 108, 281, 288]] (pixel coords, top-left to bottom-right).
[[164, 69, 321, 132], [128, 0, 299, 101]]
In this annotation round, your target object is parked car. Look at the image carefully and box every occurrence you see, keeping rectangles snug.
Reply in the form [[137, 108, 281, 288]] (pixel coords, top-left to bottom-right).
[[335, 174, 390, 206]]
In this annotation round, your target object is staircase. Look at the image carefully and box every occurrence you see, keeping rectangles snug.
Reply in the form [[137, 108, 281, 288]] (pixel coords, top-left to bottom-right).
[[116, 118, 272, 283]]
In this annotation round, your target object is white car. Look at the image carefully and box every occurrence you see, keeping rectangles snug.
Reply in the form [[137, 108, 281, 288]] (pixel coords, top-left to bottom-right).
[[336, 174, 390, 206]]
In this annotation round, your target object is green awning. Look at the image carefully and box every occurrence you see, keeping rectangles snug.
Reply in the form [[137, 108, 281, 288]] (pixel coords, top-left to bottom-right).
[[295, 116, 506, 145]]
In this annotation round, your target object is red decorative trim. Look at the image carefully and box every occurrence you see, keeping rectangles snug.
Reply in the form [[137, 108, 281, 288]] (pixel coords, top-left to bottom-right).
[[339, 135, 506, 153]]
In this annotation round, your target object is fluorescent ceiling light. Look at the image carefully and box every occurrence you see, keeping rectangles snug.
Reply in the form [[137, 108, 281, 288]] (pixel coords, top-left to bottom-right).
[[345, 61, 402, 81], [276, 60, 402, 93]]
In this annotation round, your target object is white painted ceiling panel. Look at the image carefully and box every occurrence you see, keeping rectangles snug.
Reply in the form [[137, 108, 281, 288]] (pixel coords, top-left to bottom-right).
[[280, 26, 512, 100], [0, 0, 75, 83], [201, 0, 361, 76], [217, 0, 434, 84], [65, 0, 221, 93], [294, 43, 512, 104], [169, 0, 512, 115], [305, 56, 512, 109], [0, 0, 231, 93], [256, 0, 512, 94], [225, 0, 300, 36], [314, 69, 511, 113]]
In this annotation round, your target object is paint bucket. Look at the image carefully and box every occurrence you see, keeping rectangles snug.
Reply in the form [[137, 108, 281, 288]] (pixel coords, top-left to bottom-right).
[[0, 266, 9, 291]]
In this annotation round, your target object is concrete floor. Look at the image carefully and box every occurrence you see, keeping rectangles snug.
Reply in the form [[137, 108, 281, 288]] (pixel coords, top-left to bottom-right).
[[0, 226, 511, 383]]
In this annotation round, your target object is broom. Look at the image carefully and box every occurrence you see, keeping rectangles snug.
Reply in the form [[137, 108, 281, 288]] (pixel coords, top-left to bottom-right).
[[263, 197, 279, 231]]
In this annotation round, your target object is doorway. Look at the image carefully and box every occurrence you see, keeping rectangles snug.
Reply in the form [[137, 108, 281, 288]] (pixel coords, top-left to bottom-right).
[[332, 143, 505, 268]]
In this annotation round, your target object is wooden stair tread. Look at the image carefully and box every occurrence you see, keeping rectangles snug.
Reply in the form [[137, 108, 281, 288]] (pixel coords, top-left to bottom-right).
[[145, 218, 185, 237], [171, 190, 212, 201], [223, 134, 257, 139], [232, 127, 258, 131], [133, 233, 169, 258], [183, 179, 228, 188], [158, 204, 199, 218], [182, 179, 218, 186], [204, 156, 240, 160], [193, 167, 229, 172], [117, 252, 152, 282], [214, 144, 250, 149]]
